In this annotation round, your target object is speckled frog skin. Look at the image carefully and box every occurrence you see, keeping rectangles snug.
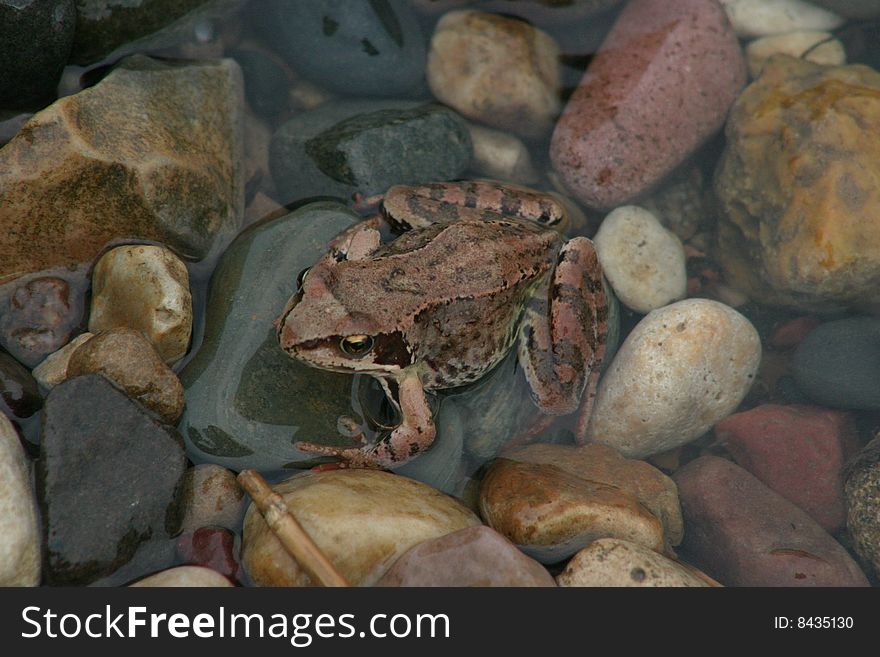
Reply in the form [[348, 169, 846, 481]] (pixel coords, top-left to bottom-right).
[[277, 181, 610, 468]]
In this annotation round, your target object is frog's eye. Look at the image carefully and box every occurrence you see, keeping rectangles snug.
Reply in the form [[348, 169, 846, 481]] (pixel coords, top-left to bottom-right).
[[340, 334, 374, 357], [296, 267, 310, 289]]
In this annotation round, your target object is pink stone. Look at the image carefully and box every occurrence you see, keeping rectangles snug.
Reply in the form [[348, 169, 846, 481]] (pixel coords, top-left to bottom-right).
[[550, 0, 746, 209], [175, 527, 240, 583], [715, 404, 860, 532], [673, 456, 868, 587]]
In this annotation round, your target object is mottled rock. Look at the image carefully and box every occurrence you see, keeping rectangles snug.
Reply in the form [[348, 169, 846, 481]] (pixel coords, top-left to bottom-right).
[[129, 565, 233, 587], [746, 31, 846, 78], [551, 0, 746, 209], [242, 470, 479, 586], [377, 525, 554, 587], [640, 165, 711, 241], [503, 443, 682, 546], [176, 527, 239, 582], [719, 0, 844, 38], [0, 352, 41, 422], [845, 436, 880, 577], [31, 333, 94, 390], [270, 100, 471, 203], [39, 375, 188, 585], [467, 124, 538, 185], [179, 464, 247, 532], [479, 459, 665, 564], [593, 206, 686, 314], [427, 11, 560, 138], [0, 55, 243, 283], [0, 276, 86, 368], [253, 0, 427, 97], [557, 538, 710, 587], [715, 404, 859, 532], [89, 245, 192, 365], [792, 317, 880, 411], [587, 299, 761, 458], [674, 455, 868, 586], [66, 328, 185, 423], [0, 413, 40, 586], [716, 56, 880, 311], [0, 0, 75, 108]]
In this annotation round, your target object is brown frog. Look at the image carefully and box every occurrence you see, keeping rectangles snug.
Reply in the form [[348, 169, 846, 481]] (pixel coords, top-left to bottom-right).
[[276, 181, 610, 468]]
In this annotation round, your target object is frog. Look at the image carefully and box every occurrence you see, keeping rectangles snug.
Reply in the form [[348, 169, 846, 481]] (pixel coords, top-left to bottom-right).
[[276, 180, 610, 469]]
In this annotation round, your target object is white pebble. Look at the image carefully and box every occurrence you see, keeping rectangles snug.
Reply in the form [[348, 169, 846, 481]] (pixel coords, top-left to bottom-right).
[[593, 206, 686, 314], [467, 123, 539, 185], [719, 0, 844, 37], [0, 414, 40, 586], [746, 31, 846, 77], [586, 299, 761, 458]]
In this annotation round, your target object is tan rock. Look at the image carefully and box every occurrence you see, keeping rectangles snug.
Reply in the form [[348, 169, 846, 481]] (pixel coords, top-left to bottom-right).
[[0, 55, 243, 284], [241, 470, 480, 587], [66, 328, 185, 424], [0, 413, 40, 586], [89, 245, 192, 364], [716, 55, 880, 311], [467, 124, 538, 185], [745, 31, 846, 79], [179, 464, 248, 532], [427, 10, 560, 138], [479, 459, 665, 564], [130, 566, 233, 587], [31, 332, 94, 389], [557, 538, 711, 587], [504, 443, 682, 546]]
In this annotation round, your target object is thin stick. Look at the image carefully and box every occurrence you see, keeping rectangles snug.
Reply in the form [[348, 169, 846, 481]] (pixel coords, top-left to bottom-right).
[[237, 469, 350, 587]]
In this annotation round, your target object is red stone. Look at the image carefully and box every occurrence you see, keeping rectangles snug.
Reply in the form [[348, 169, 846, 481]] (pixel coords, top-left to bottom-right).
[[175, 527, 240, 582], [550, 0, 746, 209], [673, 456, 867, 586], [715, 404, 860, 532], [768, 317, 822, 350]]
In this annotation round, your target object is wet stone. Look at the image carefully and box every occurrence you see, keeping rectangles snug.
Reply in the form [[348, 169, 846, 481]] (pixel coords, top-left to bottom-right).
[[179, 464, 248, 532], [38, 375, 188, 586], [129, 565, 233, 587], [31, 333, 94, 390], [175, 526, 240, 582], [845, 436, 880, 577], [0, 413, 41, 586], [0, 352, 42, 422]]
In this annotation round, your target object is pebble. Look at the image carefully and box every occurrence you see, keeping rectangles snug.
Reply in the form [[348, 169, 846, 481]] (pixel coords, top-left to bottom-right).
[[718, 0, 844, 38], [792, 317, 880, 410], [715, 57, 880, 311], [376, 525, 555, 587], [129, 566, 233, 588], [557, 539, 711, 587], [745, 31, 846, 78], [252, 0, 427, 97], [550, 0, 746, 209], [175, 527, 240, 582], [179, 464, 248, 532], [767, 316, 820, 350], [479, 459, 665, 564], [467, 124, 539, 185], [270, 100, 471, 203], [715, 404, 860, 532], [0, 276, 86, 368], [845, 436, 880, 577], [0, 0, 75, 108], [0, 112, 30, 146], [0, 55, 244, 284], [241, 470, 479, 586], [593, 206, 687, 314], [66, 328, 185, 424], [31, 333, 94, 390], [0, 413, 40, 586], [0, 352, 41, 422], [40, 375, 188, 585], [674, 456, 868, 586], [89, 245, 193, 365], [586, 299, 761, 458], [640, 164, 712, 241], [427, 10, 561, 138], [502, 443, 683, 547]]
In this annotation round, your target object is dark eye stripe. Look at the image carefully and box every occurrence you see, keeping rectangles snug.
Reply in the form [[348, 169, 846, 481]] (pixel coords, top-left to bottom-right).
[[371, 331, 413, 368]]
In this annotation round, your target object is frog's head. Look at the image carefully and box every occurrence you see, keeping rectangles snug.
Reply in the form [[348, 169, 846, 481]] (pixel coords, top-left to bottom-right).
[[276, 258, 415, 377]]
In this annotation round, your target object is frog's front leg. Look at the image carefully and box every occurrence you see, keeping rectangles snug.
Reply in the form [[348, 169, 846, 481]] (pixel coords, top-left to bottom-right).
[[518, 237, 608, 442], [294, 371, 435, 469]]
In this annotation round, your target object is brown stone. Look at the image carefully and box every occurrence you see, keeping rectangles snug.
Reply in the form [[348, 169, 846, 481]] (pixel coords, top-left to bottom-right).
[[67, 328, 185, 424], [715, 55, 880, 311], [0, 55, 243, 284]]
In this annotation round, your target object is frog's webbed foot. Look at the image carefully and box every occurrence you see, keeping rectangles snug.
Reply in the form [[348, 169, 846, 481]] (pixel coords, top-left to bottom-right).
[[295, 374, 436, 469], [518, 238, 609, 442]]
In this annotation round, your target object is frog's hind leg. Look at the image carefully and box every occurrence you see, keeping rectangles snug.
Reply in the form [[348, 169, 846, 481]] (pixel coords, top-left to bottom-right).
[[294, 372, 436, 469], [518, 237, 609, 442]]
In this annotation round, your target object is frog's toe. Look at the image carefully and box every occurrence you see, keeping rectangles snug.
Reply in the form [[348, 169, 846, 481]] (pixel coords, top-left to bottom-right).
[[294, 440, 387, 470]]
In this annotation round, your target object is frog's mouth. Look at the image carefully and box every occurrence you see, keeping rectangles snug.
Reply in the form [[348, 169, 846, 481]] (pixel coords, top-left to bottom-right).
[[287, 331, 415, 376]]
